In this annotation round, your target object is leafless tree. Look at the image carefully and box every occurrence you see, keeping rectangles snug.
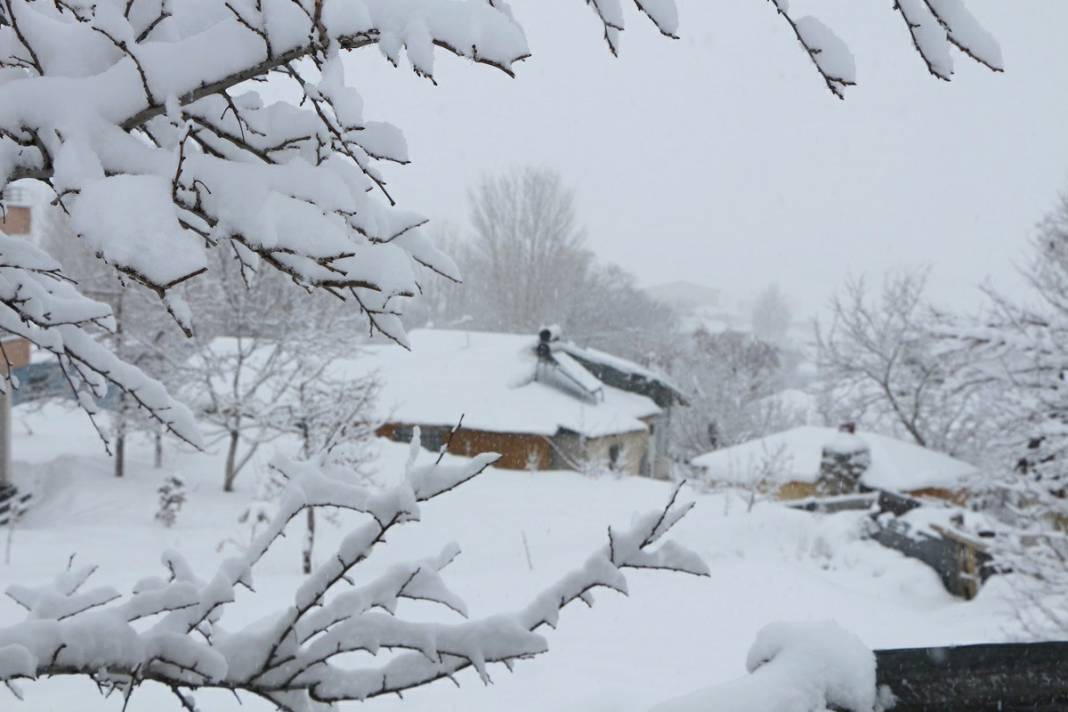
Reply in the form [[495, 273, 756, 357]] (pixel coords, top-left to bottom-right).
[[673, 328, 789, 459], [815, 270, 993, 461], [179, 250, 375, 492], [412, 168, 678, 368], [466, 167, 589, 333], [281, 365, 381, 575], [942, 193, 1068, 634], [39, 208, 191, 476], [750, 283, 793, 347]]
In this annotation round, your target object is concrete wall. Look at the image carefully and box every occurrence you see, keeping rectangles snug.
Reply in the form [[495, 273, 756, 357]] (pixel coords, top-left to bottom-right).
[[581, 430, 649, 476]]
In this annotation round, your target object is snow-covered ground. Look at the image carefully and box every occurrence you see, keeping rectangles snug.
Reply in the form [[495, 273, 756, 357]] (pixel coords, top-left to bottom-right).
[[0, 403, 1023, 711]]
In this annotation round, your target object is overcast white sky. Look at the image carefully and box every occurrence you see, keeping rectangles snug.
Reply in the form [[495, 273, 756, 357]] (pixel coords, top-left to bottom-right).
[[341, 1, 1068, 317]]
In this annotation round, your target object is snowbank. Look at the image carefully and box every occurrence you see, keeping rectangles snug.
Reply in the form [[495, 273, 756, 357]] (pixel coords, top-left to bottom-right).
[[651, 621, 877, 712]]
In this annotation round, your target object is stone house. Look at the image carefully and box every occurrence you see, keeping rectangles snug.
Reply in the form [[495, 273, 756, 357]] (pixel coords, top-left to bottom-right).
[[369, 328, 686, 477]]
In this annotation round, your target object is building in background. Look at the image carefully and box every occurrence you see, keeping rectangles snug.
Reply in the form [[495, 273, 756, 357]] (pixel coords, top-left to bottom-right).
[[691, 425, 976, 502], [372, 328, 686, 477]]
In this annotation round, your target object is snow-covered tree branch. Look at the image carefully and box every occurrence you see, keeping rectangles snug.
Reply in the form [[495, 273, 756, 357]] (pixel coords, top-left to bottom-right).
[[0, 439, 707, 710], [0, 1, 1003, 447]]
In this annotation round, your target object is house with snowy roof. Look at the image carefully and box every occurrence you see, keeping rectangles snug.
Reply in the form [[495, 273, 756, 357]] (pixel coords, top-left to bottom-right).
[[367, 328, 686, 477], [691, 425, 976, 501]]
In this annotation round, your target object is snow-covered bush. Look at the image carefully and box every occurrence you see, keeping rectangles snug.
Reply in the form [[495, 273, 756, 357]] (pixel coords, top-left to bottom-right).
[[0, 443, 707, 709], [154, 474, 186, 528], [651, 620, 879, 712]]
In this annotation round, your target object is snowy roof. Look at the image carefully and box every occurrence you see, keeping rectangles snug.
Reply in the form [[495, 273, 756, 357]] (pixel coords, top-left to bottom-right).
[[341, 329, 663, 438], [691, 426, 976, 492]]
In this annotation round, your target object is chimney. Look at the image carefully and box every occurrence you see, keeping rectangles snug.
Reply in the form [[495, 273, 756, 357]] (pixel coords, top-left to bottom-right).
[[817, 424, 870, 495], [536, 325, 560, 362]]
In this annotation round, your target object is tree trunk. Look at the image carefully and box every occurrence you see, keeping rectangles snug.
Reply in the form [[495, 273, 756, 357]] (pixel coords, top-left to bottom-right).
[[302, 508, 315, 575], [300, 420, 314, 574], [154, 428, 163, 469], [114, 395, 126, 479], [113, 294, 126, 479], [224, 430, 240, 492]]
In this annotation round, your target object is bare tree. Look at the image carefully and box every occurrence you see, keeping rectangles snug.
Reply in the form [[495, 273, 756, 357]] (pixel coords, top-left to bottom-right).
[[673, 328, 788, 459], [943, 193, 1068, 634], [39, 207, 190, 476], [414, 168, 678, 369], [180, 250, 373, 492], [281, 365, 381, 575], [466, 167, 588, 332], [750, 283, 793, 347], [815, 270, 992, 460]]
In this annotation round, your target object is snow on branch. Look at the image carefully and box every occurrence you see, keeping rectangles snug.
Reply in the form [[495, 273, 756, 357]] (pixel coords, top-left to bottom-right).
[[0, 0, 675, 439], [0, 441, 706, 710], [0, 0, 1002, 438], [769, 0, 1001, 98]]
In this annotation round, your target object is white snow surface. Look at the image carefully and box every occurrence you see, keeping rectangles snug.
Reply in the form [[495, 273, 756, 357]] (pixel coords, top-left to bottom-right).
[[0, 402, 1024, 711], [691, 426, 977, 492], [335, 329, 662, 438], [652, 621, 875, 712]]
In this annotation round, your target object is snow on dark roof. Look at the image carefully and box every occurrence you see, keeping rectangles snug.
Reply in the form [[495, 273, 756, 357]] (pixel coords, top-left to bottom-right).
[[555, 341, 687, 407]]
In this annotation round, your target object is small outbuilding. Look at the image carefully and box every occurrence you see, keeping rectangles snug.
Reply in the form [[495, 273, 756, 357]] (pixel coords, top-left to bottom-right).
[[369, 328, 686, 477], [691, 425, 976, 501]]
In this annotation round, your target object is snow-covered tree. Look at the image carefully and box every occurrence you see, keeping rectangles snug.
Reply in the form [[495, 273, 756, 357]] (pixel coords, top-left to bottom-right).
[[815, 271, 996, 462], [39, 207, 190, 475], [410, 167, 678, 366], [0, 1, 1002, 438], [282, 362, 381, 574], [750, 283, 792, 347], [673, 328, 789, 459], [465, 167, 588, 333], [180, 249, 373, 492], [941, 193, 1068, 633], [0, 443, 708, 710]]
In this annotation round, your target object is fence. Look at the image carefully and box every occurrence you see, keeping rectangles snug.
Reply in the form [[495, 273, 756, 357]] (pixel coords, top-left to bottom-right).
[[872, 642, 1068, 711]]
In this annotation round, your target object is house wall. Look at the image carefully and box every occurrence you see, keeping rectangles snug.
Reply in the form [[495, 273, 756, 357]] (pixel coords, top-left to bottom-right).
[[642, 412, 673, 479], [0, 206, 31, 236], [377, 422, 649, 475], [377, 423, 552, 470], [771, 480, 964, 503], [584, 431, 648, 476]]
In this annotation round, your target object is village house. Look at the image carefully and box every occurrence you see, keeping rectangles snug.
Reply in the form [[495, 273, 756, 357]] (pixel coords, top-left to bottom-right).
[[691, 424, 976, 502], [369, 328, 686, 478]]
